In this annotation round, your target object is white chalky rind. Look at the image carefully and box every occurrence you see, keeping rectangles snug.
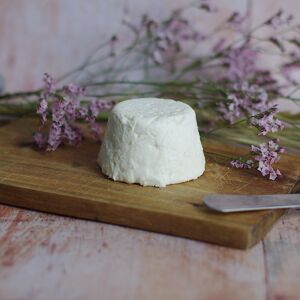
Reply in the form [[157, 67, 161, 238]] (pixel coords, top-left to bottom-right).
[[98, 98, 205, 187]]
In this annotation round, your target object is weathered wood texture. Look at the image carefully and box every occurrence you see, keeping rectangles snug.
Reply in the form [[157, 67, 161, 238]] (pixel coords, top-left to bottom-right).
[[0, 204, 300, 300], [0, 118, 299, 249], [263, 208, 300, 300]]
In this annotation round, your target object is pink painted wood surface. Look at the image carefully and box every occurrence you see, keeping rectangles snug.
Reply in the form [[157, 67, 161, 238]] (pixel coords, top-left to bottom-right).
[[0, 0, 299, 92], [263, 209, 300, 300], [0, 203, 299, 300]]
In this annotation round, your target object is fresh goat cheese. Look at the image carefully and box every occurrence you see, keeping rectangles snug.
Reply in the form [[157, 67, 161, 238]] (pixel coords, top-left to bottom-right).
[[98, 98, 205, 187]]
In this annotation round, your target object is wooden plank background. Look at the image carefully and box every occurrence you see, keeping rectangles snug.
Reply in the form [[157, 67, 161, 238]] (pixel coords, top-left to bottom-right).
[[0, 204, 299, 300]]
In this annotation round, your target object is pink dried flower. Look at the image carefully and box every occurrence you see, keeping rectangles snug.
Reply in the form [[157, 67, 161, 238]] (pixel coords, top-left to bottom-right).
[[89, 121, 103, 141], [223, 47, 257, 81], [63, 122, 84, 146], [89, 100, 114, 118], [218, 93, 244, 124], [198, 0, 218, 13], [251, 139, 284, 180], [36, 73, 57, 126], [127, 11, 205, 65], [33, 132, 47, 149], [166, 13, 205, 42], [46, 99, 86, 151], [88, 100, 114, 141], [43, 73, 56, 94], [47, 122, 63, 151], [219, 81, 270, 124], [227, 11, 250, 32], [36, 96, 48, 125], [45, 95, 86, 151], [34, 73, 115, 151], [230, 159, 254, 169], [265, 10, 293, 30], [51, 100, 66, 126], [63, 83, 85, 98], [76, 106, 89, 119], [250, 106, 285, 135], [231, 140, 284, 180]]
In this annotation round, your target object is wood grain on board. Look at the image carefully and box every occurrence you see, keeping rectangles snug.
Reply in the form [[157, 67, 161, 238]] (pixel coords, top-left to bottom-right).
[[0, 118, 299, 249]]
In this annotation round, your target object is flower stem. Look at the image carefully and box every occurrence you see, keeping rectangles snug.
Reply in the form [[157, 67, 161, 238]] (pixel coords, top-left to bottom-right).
[[0, 90, 41, 101], [84, 80, 197, 87]]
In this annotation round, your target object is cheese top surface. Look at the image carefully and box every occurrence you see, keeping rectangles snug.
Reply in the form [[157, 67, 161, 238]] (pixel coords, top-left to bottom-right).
[[98, 98, 205, 187], [113, 98, 191, 119]]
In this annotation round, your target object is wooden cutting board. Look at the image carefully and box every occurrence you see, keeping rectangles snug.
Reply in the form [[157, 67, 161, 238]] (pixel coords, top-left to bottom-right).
[[0, 118, 299, 249]]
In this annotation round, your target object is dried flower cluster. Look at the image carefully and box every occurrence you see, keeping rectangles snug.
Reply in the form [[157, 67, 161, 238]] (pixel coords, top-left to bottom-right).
[[123, 10, 205, 65], [250, 106, 284, 136], [34, 74, 114, 151], [231, 139, 284, 180]]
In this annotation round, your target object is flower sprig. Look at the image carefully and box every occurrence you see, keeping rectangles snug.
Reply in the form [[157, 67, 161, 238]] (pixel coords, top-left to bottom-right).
[[231, 139, 284, 180], [34, 74, 114, 151]]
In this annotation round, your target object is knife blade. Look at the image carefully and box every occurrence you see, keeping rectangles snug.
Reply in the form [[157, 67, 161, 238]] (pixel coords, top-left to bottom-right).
[[204, 194, 300, 213]]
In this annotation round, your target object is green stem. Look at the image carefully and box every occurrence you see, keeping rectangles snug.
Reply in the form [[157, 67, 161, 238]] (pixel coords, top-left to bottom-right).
[[85, 80, 197, 87], [285, 96, 300, 107], [0, 102, 37, 117], [205, 119, 247, 136], [204, 150, 236, 160], [85, 90, 159, 98], [0, 90, 41, 101]]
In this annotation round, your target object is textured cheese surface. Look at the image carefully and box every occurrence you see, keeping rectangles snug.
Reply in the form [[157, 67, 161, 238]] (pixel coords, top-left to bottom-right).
[[98, 98, 205, 187]]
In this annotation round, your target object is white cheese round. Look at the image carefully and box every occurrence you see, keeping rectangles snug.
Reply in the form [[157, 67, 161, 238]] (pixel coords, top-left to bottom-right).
[[98, 98, 205, 187]]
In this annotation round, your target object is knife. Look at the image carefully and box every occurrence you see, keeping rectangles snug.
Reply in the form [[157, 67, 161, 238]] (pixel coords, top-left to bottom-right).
[[204, 194, 300, 213]]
